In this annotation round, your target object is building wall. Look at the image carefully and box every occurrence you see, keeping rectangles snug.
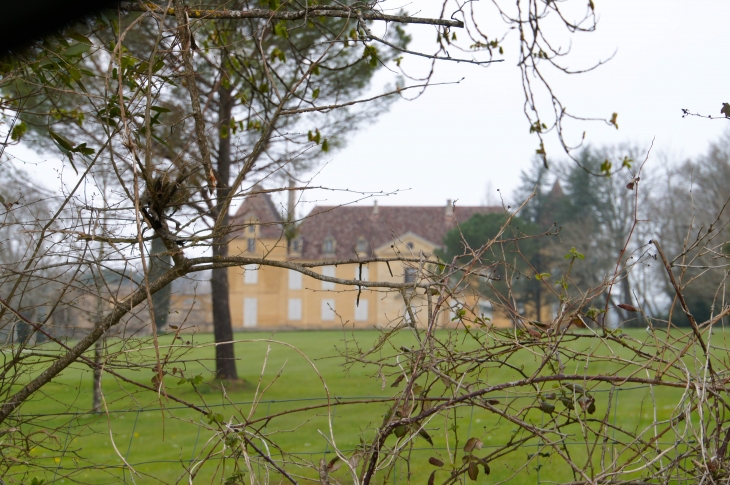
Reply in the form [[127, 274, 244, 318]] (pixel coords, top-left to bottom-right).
[[226, 233, 524, 330]]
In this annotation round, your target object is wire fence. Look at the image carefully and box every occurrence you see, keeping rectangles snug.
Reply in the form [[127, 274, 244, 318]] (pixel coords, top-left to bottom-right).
[[11, 383, 694, 485]]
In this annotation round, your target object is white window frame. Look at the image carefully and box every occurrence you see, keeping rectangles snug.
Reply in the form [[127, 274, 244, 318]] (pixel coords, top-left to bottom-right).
[[288, 298, 302, 320], [322, 266, 335, 290], [478, 300, 493, 321], [321, 299, 335, 321], [355, 265, 369, 282], [244, 264, 258, 284], [355, 300, 369, 321], [244, 298, 258, 327], [288, 269, 302, 290]]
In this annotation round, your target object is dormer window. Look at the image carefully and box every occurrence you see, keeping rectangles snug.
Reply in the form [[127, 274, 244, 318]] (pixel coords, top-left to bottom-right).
[[356, 237, 368, 253], [248, 225, 256, 233], [322, 236, 336, 255], [406, 242, 414, 249], [290, 236, 302, 253]]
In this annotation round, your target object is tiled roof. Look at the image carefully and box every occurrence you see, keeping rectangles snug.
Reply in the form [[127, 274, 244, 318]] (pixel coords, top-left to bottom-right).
[[230, 190, 284, 239], [298, 203, 503, 259]]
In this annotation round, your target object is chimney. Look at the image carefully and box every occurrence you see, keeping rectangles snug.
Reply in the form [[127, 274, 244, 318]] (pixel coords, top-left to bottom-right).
[[445, 199, 454, 219], [372, 200, 379, 215], [287, 177, 296, 222]]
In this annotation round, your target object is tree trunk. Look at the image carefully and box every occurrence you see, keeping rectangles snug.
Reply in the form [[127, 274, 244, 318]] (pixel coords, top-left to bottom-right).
[[211, 79, 238, 380], [149, 236, 173, 332], [92, 335, 103, 412], [92, 281, 104, 413]]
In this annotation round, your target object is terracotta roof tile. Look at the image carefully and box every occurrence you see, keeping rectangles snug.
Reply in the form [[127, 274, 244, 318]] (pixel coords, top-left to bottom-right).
[[298, 204, 502, 259], [230, 191, 284, 239]]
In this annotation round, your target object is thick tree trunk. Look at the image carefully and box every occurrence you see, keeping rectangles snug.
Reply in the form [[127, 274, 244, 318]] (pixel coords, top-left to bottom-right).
[[211, 80, 238, 380], [149, 236, 172, 332]]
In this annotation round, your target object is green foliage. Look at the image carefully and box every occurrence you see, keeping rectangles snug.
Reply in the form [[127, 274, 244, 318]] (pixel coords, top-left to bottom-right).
[[564, 247, 585, 261], [10, 121, 27, 141]]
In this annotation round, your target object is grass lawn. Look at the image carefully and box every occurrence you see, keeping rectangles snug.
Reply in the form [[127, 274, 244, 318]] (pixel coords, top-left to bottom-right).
[[5, 327, 718, 484]]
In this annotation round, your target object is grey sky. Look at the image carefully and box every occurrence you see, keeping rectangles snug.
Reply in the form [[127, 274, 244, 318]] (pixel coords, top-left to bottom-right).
[[297, 1, 730, 212]]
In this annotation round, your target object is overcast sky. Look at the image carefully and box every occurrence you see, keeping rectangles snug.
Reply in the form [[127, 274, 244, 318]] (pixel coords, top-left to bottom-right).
[[291, 1, 730, 213], [7, 1, 729, 217]]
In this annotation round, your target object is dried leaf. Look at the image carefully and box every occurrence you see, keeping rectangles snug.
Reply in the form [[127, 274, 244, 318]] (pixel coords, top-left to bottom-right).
[[626, 182, 635, 190], [428, 470, 436, 485], [480, 459, 491, 475], [578, 396, 595, 413], [617, 303, 639, 313], [543, 392, 556, 400], [722, 103, 730, 118], [464, 437, 483, 452], [428, 457, 444, 467], [391, 375, 404, 388], [467, 462, 479, 481], [485, 399, 500, 405], [327, 456, 340, 472], [569, 315, 588, 328]]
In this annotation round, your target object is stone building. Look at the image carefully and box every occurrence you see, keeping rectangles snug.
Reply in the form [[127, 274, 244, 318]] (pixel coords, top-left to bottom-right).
[[226, 192, 519, 329]]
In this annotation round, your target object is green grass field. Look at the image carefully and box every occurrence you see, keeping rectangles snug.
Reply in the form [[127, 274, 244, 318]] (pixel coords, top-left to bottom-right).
[[5, 328, 717, 485]]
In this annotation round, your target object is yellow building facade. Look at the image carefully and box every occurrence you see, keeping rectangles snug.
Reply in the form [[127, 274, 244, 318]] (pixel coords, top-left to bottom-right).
[[227, 193, 519, 330]]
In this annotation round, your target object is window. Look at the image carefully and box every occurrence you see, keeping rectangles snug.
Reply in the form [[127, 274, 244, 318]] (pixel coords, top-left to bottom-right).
[[288, 298, 302, 320], [290, 237, 302, 253], [355, 265, 369, 282], [406, 242, 414, 249], [478, 300, 493, 321], [247, 238, 256, 252], [356, 238, 368, 253], [322, 236, 335, 255], [248, 225, 256, 233], [288, 269, 302, 290], [322, 266, 335, 290], [244, 264, 258, 284], [404, 267, 417, 284], [321, 299, 335, 321], [355, 300, 369, 321], [516, 303, 526, 316], [244, 298, 257, 327]]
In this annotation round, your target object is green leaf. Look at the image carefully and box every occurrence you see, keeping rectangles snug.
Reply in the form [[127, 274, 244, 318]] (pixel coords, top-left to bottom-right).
[[393, 425, 408, 438], [11, 121, 27, 141], [600, 159, 612, 175], [312, 88, 320, 100], [538, 400, 555, 414], [535, 272, 550, 281], [418, 428, 433, 445], [64, 43, 91, 57], [564, 247, 585, 260], [150, 106, 170, 113], [49, 130, 74, 151], [321, 138, 329, 152], [68, 32, 93, 45]]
